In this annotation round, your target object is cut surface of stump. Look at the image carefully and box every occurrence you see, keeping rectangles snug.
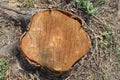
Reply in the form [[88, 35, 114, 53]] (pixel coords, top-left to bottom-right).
[[19, 9, 91, 72]]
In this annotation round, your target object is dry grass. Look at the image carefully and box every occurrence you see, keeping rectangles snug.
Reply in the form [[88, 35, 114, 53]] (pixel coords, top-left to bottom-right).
[[0, 0, 119, 80]]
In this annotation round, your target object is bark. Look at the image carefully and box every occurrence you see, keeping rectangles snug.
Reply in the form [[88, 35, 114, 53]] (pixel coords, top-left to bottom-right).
[[19, 9, 91, 72]]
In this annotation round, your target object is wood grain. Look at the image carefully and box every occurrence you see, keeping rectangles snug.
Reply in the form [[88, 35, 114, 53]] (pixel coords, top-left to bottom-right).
[[19, 9, 91, 72]]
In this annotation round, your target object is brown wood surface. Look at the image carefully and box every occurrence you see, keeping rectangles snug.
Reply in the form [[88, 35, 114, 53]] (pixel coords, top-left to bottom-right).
[[19, 9, 91, 72]]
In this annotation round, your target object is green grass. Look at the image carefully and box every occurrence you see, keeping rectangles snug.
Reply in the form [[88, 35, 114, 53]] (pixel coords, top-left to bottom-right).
[[75, 0, 98, 14], [86, 75, 94, 80], [22, 0, 34, 7], [115, 46, 120, 71], [91, 0, 106, 4], [99, 23, 113, 54], [116, 47, 120, 60], [0, 59, 8, 79]]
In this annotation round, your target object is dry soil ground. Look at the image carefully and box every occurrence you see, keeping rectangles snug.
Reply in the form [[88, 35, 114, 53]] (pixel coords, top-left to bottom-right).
[[0, 0, 120, 80]]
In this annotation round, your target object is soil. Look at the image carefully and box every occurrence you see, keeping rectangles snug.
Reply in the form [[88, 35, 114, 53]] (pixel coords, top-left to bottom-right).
[[0, 0, 120, 80]]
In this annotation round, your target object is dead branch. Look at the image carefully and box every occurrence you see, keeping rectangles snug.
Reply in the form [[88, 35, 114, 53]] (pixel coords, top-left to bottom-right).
[[0, 5, 46, 22], [0, 5, 26, 15]]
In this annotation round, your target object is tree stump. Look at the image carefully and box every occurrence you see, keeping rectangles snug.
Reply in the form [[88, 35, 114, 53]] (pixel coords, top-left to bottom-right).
[[19, 9, 91, 72]]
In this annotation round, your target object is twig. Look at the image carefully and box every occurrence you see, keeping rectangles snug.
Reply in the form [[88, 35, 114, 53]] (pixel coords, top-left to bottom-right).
[[65, 22, 99, 79], [91, 14, 107, 27], [84, 21, 99, 62]]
